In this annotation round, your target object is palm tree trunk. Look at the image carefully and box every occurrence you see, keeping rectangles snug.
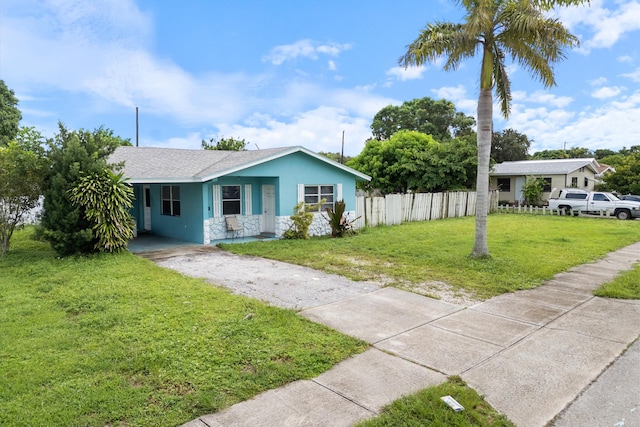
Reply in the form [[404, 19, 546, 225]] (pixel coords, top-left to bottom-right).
[[471, 87, 492, 258]]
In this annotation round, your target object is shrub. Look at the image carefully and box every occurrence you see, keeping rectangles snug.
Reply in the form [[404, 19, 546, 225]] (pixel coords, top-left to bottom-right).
[[283, 200, 323, 240]]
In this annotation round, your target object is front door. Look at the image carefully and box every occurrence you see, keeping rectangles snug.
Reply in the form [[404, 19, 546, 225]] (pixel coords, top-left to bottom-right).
[[262, 185, 275, 234], [143, 185, 151, 231]]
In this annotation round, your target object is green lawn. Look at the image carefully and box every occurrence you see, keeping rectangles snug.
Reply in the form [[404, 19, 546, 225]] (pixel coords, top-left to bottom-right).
[[221, 215, 640, 299], [356, 377, 515, 427], [594, 264, 640, 299], [0, 230, 367, 427]]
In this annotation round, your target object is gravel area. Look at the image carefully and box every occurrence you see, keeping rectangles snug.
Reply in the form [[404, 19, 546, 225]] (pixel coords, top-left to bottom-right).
[[140, 246, 382, 310]]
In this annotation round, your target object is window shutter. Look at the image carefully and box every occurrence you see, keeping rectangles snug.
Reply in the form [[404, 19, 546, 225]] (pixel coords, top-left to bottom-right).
[[212, 185, 221, 218], [337, 183, 343, 202], [244, 184, 252, 215], [298, 184, 304, 203]]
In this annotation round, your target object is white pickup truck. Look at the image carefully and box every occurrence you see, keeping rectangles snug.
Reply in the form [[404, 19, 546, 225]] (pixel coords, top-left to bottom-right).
[[547, 188, 640, 220]]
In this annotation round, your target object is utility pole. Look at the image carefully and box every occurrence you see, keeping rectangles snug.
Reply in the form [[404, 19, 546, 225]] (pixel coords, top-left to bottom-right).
[[136, 106, 139, 147], [340, 130, 345, 164]]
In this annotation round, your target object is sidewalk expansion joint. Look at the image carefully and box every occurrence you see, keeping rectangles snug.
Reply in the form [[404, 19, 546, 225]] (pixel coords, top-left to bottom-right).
[[311, 379, 378, 415]]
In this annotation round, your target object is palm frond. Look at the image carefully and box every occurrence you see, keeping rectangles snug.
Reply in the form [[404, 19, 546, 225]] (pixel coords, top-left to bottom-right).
[[399, 22, 477, 70]]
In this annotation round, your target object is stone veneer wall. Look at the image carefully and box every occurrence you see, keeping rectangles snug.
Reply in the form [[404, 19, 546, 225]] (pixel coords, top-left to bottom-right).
[[203, 210, 358, 243], [275, 211, 357, 238], [204, 215, 263, 243]]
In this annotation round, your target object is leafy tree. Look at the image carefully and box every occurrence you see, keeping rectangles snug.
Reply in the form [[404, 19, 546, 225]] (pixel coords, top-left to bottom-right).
[[0, 128, 48, 256], [347, 130, 477, 194], [0, 80, 22, 147], [40, 124, 130, 256], [491, 128, 531, 163], [370, 97, 476, 142], [69, 170, 134, 252], [598, 154, 625, 169], [318, 151, 353, 164], [603, 153, 640, 195], [202, 135, 248, 151], [594, 149, 615, 159], [530, 147, 593, 159], [399, 0, 583, 258]]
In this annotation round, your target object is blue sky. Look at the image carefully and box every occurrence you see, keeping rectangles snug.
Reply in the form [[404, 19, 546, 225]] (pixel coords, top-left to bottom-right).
[[1, 0, 639, 156]]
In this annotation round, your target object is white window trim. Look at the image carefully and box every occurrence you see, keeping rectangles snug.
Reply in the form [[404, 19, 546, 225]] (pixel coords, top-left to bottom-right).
[[244, 184, 252, 215], [212, 184, 221, 218]]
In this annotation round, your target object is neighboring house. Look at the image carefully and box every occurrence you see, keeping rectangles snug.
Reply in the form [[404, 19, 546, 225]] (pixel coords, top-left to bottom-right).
[[595, 163, 616, 179], [109, 146, 371, 244], [490, 158, 600, 204]]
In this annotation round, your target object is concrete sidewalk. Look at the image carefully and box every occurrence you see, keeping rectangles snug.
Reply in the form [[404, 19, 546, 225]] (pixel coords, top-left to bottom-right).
[[182, 242, 640, 427]]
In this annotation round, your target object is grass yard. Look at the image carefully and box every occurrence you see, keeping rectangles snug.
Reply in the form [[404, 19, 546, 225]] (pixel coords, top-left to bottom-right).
[[221, 215, 640, 299], [356, 376, 515, 427], [594, 264, 640, 299], [0, 230, 367, 427]]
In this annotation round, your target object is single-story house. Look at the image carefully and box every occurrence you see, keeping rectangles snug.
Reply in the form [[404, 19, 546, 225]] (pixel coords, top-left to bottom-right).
[[490, 158, 600, 204], [109, 146, 371, 243]]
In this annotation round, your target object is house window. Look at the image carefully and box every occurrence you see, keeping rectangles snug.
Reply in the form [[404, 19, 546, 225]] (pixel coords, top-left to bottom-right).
[[161, 185, 180, 216], [584, 177, 589, 187], [222, 185, 241, 215], [571, 177, 578, 187], [304, 185, 334, 212], [497, 178, 511, 192], [145, 188, 151, 208], [542, 178, 552, 192]]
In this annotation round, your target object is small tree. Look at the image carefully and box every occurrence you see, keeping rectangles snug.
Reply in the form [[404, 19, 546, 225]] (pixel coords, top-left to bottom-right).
[[522, 176, 545, 206], [202, 136, 248, 151], [0, 128, 48, 256], [283, 200, 324, 240], [68, 169, 135, 252]]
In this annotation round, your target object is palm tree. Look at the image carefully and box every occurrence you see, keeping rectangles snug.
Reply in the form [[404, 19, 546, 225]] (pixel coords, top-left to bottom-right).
[[400, 0, 585, 258]]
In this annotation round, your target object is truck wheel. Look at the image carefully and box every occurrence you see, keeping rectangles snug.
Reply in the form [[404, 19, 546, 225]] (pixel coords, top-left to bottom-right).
[[560, 205, 572, 216], [616, 209, 631, 220]]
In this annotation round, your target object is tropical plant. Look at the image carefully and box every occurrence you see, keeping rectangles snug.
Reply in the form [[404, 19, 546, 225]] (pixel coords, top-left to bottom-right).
[[522, 176, 545, 206], [68, 169, 135, 252], [324, 200, 358, 237], [399, 0, 584, 258]]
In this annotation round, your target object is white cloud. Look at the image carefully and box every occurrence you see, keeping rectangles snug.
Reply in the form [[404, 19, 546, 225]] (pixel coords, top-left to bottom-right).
[[214, 107, 373, 156], [588, 77, 608, 86], [493, 89, 572, 109], [328, 60, 337, 71], [558, 0, 640, 51], [591, 86, 624, 99], [506, 89, 640, 152], [262, 39, 352, 65], [386, 66, 427, 81], [621, 67, 640, 82], [618, 55, 633, 63]]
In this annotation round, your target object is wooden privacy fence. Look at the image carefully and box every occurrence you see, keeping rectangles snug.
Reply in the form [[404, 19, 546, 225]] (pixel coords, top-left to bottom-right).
[[354, 190, 499, 228]]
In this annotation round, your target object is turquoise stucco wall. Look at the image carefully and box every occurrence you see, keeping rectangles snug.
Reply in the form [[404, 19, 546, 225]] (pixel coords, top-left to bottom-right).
[[229, 152, 360, 215], [144, 183, 205, 243]]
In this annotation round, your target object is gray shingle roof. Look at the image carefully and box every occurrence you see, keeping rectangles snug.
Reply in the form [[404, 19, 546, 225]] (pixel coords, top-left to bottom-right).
[[109, 146, 370, 183], [491, 158, 599, 176]]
